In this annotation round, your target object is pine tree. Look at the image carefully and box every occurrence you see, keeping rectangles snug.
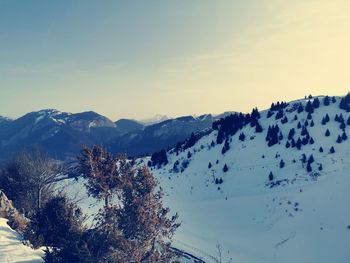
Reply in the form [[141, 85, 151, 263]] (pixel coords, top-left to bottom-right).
[[208, 162, 212, 169], [309, 137, 315, 144], [319, 146, 324, 153], [307, 113, 312, 120], [312, 97, 320, 108], [305, 101, 314, 113], [288, 128, 295, 140], [325, 129, 330, 137], [340, 122, 346, 130], [342, 132, 348, 141], [269, 172, 274, 181], [301, 153, 307, 164], [296, 138, 302, 150], [279, 159, 285, 168], [78, 145, 125, 208], [318, 164, 323, 171], [255, 122, 263, 133], [285, 141, 290, 148], [310, 120, 314, 127], [239, 132, 246, 141], [337, 135, 342, 143], [308, 154, 314, 164], [297, 104, 304, 113], [323, 96, 330, 106], [297, 122, 302, 129], [330, 146, 335, 154], [307, 162, 312, 172], [223, 164, 228, 173]]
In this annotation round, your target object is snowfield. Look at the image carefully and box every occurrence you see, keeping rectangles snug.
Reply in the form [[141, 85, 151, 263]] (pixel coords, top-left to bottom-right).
[[3, 96, 349, 263], [0, 218, 44, 263], [151, 97, 350, 262]]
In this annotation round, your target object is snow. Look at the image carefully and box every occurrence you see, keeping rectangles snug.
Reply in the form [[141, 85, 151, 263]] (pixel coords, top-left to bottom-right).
[[151, 97, 350, 262], [0, 218, 44, 263], [26, 96, 350, 263]]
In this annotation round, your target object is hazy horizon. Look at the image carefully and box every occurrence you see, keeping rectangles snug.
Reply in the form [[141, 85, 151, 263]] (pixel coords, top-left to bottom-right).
[[1, 0, 350, 120]]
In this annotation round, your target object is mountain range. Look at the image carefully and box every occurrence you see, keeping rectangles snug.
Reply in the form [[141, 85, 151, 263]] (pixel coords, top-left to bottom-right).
[[0, 109, 234, 161]]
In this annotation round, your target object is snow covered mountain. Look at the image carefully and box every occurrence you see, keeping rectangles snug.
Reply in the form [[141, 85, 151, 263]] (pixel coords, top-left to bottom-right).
[[139, 114, 170, 126], [0, 110, 228, 160], [146, 95, 350, 263], [0, 109, 119, 160], [108, 114, 220, 157]]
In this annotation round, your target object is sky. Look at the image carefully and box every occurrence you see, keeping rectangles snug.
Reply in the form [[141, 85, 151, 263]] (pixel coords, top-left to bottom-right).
[[0, 0, 350, 121]]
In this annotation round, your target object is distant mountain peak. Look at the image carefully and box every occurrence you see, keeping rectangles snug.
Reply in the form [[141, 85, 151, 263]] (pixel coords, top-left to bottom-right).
[[139, 114, 170, 126]]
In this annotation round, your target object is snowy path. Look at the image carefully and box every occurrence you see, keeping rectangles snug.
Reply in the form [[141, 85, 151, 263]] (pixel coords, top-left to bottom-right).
[[0, 218, 43, 263]]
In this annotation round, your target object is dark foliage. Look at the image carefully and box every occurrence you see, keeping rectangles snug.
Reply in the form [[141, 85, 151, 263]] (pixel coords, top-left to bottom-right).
[[339, 93, 350, 112], [150, 149, 168, 168]]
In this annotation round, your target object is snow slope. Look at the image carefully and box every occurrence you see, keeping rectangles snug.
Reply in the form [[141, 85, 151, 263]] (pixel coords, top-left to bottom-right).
[[151, 96, 350, 262], [0, 218, 44, 263], [60, 95, 350, 262]]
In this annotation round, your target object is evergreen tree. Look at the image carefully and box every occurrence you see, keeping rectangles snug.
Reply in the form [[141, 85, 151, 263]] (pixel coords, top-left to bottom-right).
[[281, 116, 288, 124], [285, 141, 290, 148], [309, 137, 315, 144], [223, 164, 228, 173], [187, 151, 192, 159], [340, 122, 346, 130], [239, 132, 246, 141], [337, 135, 342, 143], [307, 113, 312, 120], [325, 129, 330, 137], [342, 132, 348, 141], [312, 97, 320, 108], [339, 93, 350, 112], [255, 122, 263, 133], [221, 139, 230, 154], [297, 104, 304, 113], [347, 116, 350, 126], [297, 122, 302, 129], [318, 164, 323, 171], [208, 162, 212, 169], [319, 146, 324, 152], [268, 172, 274, 181], [308, 154, 314, 164], [288, 128, 295, 140], [323, 96, 330, 106], [330, 146, 335, 154], [294, 115, 298, 121], [310, 120, 315, 127], [296, 138, 302, 150], [291, 138, 296, 148], [279, 159, 285, 168], [305, 101, 314, 113], [307, 162, 312, 172], [301, 153, 307, 164]]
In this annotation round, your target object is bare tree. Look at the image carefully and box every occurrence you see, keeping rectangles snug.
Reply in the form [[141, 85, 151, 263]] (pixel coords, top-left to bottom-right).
[[0, 148, 63, 215], [215, 243, 233, 263]]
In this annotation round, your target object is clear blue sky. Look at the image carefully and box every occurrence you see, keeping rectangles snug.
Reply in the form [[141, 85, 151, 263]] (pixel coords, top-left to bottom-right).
[[1, 0, 350, 120]]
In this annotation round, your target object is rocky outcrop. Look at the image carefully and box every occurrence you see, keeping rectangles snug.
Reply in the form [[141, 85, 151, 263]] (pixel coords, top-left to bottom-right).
[[0, 190, 28, 232]]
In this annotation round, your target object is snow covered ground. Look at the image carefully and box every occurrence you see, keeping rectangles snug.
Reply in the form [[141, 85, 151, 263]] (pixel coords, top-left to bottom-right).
[[151, 97, 350, 262], [0, 218, 43, 263], [37, 96, 350, 262]]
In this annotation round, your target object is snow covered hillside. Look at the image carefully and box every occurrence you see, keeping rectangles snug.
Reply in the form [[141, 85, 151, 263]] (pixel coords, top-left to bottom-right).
[[0, 218, 43, 263], [150, 95, 350, 262]]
